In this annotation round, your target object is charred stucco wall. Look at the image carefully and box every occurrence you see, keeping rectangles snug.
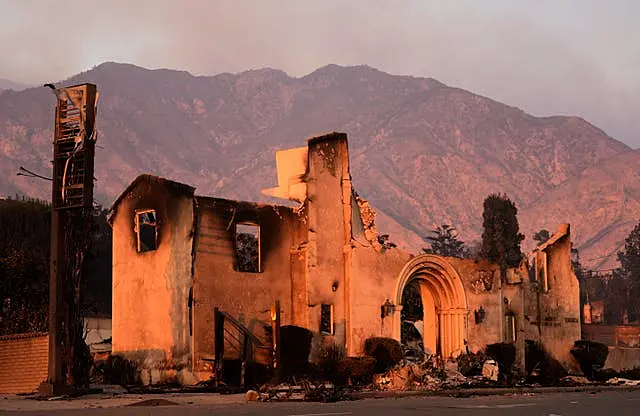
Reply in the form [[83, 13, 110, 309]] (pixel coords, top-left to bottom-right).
[[446, 259, 503, 353], [191, 197, 306, 371], [111, 177, 194, 373], [528, 232, 581, 371], [305, 134, 351, 356], [350, 246, 411, 354], [447, 238, 580, 372]]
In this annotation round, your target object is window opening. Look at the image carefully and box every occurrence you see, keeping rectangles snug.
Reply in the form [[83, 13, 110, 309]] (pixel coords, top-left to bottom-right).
[[320, 304, 334, 335], [235, 223, 260, 273], [505, 313, 516, 343], [135, 209, 158, 252]]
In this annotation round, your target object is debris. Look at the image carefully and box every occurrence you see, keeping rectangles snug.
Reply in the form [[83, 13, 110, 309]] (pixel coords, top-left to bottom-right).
[[482, 360, 499, 382], [245, 390, 259, 401], [559, 375, 591, 385], [442, 363, 467, 388], [372, 355, 461, 391], [606, 377, 640, 386], [457, 351, 487, 377], [127, 399, 178, 407]]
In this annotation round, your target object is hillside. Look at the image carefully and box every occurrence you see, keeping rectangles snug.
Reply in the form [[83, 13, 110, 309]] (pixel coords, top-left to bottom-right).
[[0, 79, 29, 91], [0, 62, 635, 268]]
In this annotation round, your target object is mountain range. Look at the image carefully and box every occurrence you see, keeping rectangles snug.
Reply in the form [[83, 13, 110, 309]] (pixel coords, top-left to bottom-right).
[[0, 62, 637, 269], [0, 79, 30, 91]]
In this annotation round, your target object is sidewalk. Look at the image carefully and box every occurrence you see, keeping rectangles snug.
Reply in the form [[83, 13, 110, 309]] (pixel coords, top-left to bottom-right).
[[0, 387, 247, 412]]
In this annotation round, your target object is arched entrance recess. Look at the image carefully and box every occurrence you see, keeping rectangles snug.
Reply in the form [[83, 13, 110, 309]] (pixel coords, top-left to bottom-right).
[[394, 254, 468, 359]]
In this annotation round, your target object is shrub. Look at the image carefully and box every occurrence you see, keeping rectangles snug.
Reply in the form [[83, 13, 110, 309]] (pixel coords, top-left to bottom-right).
[[102, 355, 139, 386], [570, 340, 609, 380], [619, 367, 640, 380], [338, 357, 377, 386], [593, 367, 618, 382], [317, 343, 346, 385], [525, 340, 567, 386], [457, 351, 487, 377], [485, 342, 516, 375], [363, 337, 403, 373], [280, 325, 313, 379], [244, 362, 271, 388]]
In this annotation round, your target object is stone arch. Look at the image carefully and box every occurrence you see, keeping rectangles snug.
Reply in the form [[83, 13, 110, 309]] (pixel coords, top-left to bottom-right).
[[393, 254, 468, 359]]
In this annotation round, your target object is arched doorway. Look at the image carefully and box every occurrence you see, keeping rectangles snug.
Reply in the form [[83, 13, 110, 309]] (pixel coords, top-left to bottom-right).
[[394, 255, 468, 359]]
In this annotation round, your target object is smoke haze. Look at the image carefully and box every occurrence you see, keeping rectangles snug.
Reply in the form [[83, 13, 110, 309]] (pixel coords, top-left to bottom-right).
[[0, 0, 638, 146]]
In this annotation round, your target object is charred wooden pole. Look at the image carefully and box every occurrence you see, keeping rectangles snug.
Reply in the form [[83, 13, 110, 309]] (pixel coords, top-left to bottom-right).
[[40, 83, 98, 395]]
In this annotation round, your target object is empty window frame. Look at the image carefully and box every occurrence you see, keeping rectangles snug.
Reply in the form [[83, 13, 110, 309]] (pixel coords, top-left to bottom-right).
[[505, 313, 516, 343], [235, 223, 260, 273], [320, 304, 334, 335], [135, 209, 158, 253], [536, 251, 550, 292]]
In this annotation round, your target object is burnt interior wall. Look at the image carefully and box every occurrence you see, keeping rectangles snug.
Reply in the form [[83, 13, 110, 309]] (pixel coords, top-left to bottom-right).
[[191, 197, 306, 371], [111, 177, 195, 371]]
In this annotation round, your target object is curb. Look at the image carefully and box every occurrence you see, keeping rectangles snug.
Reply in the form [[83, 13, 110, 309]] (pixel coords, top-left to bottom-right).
[[354, 384, 640, 399]]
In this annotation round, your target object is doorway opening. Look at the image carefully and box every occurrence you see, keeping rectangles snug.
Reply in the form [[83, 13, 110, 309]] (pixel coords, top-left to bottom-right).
[[394, 255, 468, 359]]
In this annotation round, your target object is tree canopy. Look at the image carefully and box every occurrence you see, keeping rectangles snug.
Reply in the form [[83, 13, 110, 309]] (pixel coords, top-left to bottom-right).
[[615, 221, 640, 320], [0, 197, 112, 335], [423, 224, 471, 258], [533, 229, 551, 246], [480, 193, 525, 269]]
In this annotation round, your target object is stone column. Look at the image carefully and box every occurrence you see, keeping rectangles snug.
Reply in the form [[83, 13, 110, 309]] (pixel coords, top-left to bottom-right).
[[451, 310, 460, 356], [438, 311, 444, 357], [443, 311, 451, 358]]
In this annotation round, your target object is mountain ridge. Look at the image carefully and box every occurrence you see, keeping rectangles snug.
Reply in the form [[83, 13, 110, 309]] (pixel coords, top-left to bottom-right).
[[0, 62, 635, 268]]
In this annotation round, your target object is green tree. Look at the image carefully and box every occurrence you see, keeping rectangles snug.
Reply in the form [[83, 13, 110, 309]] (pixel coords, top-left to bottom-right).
[[401, 279, 423, 321], [0, 198, 111, 335], [377, 234, 397, 252], [423, 224, 471, 258], [615, 221, 640, 320], [0, 198, 51, 335], [480, 193, 525, 269], [533, 229, 551, 246]]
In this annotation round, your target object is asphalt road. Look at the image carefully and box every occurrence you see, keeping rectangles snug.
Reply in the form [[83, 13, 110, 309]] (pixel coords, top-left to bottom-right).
[[2, 390, 640, 415]]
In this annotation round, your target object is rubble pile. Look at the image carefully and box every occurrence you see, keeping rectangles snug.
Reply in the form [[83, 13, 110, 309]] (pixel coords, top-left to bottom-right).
[[248, 381, 356, 403], [371, 354, 503, 392]]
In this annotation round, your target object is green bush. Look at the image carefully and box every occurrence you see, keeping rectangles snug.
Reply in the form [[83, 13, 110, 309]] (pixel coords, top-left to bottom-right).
[[619, 367, 640, 380], [525, 340, 568, 386], [363, 337, 403, 373], [457, 351, 487, 377], [485, 342, 516, 375], [317, 343, 346, 385], [570, 340, 609, 380], [338, 357, 377, 386], [280, 325, 313, 379], [594, 367, 618, 382]]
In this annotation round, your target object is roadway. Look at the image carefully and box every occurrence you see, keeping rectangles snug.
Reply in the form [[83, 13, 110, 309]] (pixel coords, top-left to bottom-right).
[[2, 389, 639, 415]]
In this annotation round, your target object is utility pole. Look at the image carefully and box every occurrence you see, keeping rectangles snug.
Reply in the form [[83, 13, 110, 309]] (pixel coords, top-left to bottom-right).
[[40, 83, 98, 395]]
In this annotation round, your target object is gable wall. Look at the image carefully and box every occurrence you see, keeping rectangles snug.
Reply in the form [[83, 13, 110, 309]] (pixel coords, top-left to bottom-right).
[[111, 178, 194, 371]]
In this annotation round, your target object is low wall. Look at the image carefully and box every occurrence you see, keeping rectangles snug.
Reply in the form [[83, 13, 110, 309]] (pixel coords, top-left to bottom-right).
[[0, 333, 48, 394], [605, 347, 640, 372], [582, 324, 640, 348]]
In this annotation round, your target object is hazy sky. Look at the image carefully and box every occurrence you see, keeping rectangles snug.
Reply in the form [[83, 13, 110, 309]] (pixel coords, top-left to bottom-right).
[[1, 0, 638, 147]]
